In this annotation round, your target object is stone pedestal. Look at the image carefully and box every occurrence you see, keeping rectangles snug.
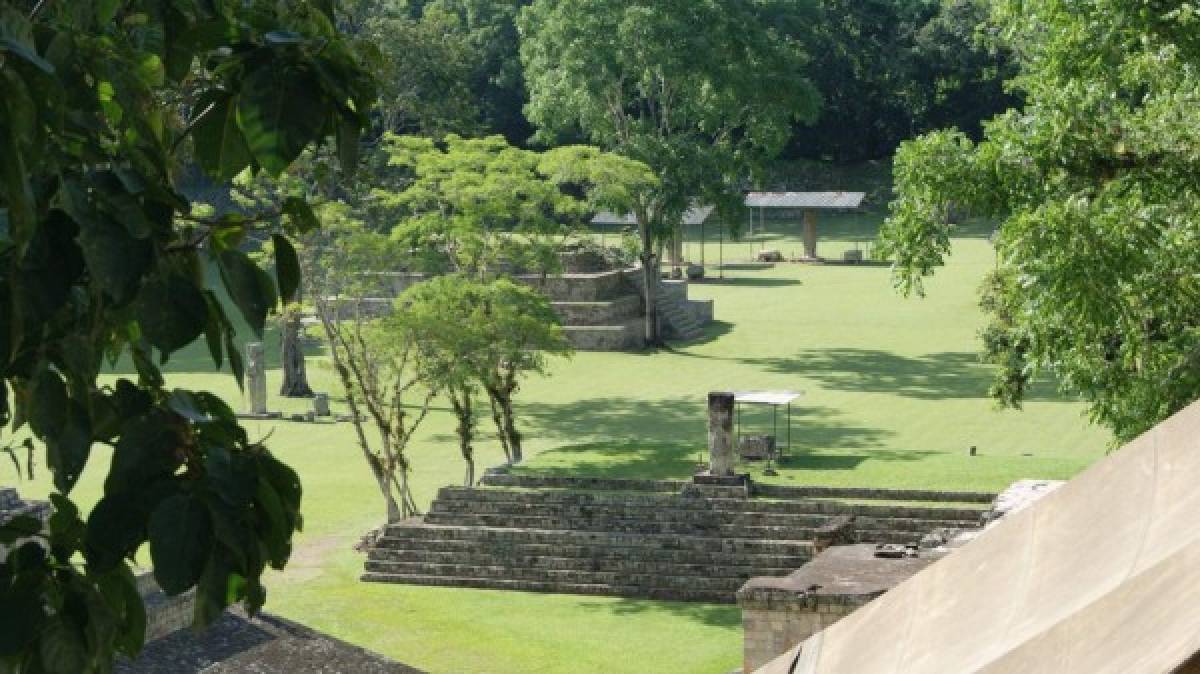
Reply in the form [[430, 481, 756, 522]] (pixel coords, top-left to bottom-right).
[[246, 342, 267, 415], [707, 392, 735, 476], [312, 392, 331, 417]]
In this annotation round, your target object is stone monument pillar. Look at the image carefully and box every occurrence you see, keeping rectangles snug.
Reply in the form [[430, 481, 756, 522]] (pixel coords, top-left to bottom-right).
[[803, 209, 818, 259], [708, 392, 736, 476], [312, 392, 331, 417], [246, 342, 268, 416]]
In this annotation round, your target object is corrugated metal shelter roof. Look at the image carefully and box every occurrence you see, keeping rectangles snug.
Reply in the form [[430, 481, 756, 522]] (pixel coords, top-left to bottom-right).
[[734, 391, 804, 406], [592, 205, 716, 226], [757, 398, 1200, 674], [744, 192, 865, 209]]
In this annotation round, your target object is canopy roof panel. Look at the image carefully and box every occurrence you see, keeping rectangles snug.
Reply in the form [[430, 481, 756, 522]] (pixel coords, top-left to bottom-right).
[[745, 192, 865, 209], [734, 391, 804, 406]]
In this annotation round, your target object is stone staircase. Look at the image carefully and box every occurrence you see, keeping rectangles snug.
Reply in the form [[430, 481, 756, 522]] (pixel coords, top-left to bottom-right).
[[659, 293, 705, 341], [361, 479, 989, 603]]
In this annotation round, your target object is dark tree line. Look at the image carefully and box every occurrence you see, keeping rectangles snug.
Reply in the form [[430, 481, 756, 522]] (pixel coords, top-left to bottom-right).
[[349, 0, 1016, 162]]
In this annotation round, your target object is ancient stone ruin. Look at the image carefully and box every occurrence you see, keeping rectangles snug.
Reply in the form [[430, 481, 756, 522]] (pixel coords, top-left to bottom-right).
[[360, 268, 713, 351], [359, 404, 994, 603], [755, 398, 1200, 674]]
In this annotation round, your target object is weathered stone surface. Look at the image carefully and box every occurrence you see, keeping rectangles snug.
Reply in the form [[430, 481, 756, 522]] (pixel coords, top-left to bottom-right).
[[117, 609, 421, 673], [312, 393, 331, 417], [708, 392, 736, 476], [363, 480, 986, 604], [738, 544, 940, 673], [246, 342, 267, 415]]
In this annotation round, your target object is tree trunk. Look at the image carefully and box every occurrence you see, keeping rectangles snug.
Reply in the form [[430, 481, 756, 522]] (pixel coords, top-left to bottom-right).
[[640, 223, 660, 346], [487, 392, 513, 463], [450, 390, 475, 486], [499, 394, 522, 463], [279, 311, 313, 397]]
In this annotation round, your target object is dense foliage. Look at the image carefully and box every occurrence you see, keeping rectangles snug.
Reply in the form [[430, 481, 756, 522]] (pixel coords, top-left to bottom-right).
[[378, 133, 655, 276], [0, 0, 372, 670], [520, 0, 820, 343], [879, 0, 1200, 442], [787, 0, 1018, 162]]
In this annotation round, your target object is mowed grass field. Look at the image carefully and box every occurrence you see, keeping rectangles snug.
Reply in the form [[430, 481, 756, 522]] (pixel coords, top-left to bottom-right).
[[9, 213, 1111, 674]]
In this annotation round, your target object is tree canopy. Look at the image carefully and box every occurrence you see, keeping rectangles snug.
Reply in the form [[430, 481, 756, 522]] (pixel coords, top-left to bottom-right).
[[879, 0, 1200, 442], [519, 0, 819, 342], [0, 0, 372, 669]]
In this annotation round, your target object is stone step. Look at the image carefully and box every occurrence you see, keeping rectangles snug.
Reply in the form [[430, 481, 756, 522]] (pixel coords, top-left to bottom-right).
[[423, 512, 820, 539], [380, 523, 816, 556], [366, 546, 808, 571], [562, 323, 644, 351], [371, 536, 812, 565], [428, 500, 975, 533], [552, 295, 643, 325], [362, 560, 779, 592], [429, 500, 834, 527], [436, 487, 986, 522], [359, 572, 737, 603]]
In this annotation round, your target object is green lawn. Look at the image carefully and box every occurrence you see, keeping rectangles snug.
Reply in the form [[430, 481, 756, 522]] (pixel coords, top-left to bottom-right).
[[8, 214, 1110, 674]]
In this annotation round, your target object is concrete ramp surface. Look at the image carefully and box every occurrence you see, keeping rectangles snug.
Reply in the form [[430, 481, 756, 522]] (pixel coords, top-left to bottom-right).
[[759, 399, 1200, 674]]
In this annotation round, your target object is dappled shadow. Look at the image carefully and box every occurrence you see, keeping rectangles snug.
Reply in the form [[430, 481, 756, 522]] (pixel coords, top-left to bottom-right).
[[697, 277, 803, 287], [773, 448, 937, 470], [517, 397, 893, 480], [513, 441, 703, 480], [574, 598, 740, 629], [739, 349, 1009, 401], [668, 320, 734, 347]]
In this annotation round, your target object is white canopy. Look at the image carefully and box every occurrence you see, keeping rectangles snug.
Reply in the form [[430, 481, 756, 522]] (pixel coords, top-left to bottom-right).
[[734, 391, 804, 406], [744, 192, 865, 210]]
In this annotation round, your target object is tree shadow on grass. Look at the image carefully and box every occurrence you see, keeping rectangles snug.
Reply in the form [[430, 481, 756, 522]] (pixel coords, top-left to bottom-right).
[[737, 348, 1063, 402], [696, 277, 803, 287], [516, 397, 893, 480], [667, 320, 734, 347], [574, 598, 741, 629]]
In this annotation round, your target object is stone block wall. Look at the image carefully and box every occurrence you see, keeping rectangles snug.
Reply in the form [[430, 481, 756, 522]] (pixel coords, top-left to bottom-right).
[[136, 572, 196, 643], [741, 595, 864, 673]]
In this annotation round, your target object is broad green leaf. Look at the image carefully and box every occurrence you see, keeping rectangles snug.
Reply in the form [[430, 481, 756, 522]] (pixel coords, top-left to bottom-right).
[[281, 196, 319, 235], [28, 367, 67, 438], [76, 217, 152, 303], [192, 93, 254, 182], [95, 0, 120, 25], [149, 493, 212, 595], [272, 234, 301, 304], [135, 273, 208, 353], [85, 492, 149, 572], [38, 619, 87, 674], [236, 65, 326, 175], [46, 401, 91, 494], [217, 249, 277, 337]]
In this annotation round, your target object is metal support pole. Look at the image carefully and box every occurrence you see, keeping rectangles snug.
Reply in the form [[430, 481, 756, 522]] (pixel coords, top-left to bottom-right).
[[787, 403, 792, 456]]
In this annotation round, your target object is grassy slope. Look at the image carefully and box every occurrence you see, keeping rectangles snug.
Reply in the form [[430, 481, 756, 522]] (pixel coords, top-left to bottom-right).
[[8, 214, 1111, 674]]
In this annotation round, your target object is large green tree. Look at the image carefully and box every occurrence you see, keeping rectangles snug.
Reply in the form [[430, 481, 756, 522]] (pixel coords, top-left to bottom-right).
[[520, 0, 820, 344], [785, 0, 1017, 162], [378, 134, 654, 277], [0, 1, 373, 670], [879, 0, 1200, 442]]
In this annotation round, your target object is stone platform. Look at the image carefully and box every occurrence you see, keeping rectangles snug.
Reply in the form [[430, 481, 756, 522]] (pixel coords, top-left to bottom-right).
[[361, 475, 992, 603], [738, 544, 941, 672]]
